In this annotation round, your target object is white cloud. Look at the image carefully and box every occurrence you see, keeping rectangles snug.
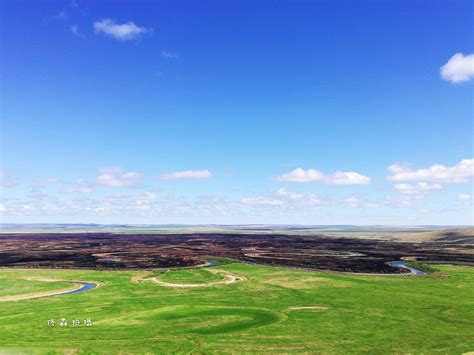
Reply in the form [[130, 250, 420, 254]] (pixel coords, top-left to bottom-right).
[[0, 204, 6, 212], [241, 190, 331, 209], [137, 192, 159, 201], [342, 196, 360, 207], [364, 202, 380, 208], [394, 182, 443, 195], [0, 172, 18, 188], [64, 187, 94, 194], [74, 178, 91, 187], [63, 179, 94, 194], [341, 196, 381, 208], [158, 170, 212, 180], [440, 53, 474, 83], [276, 168, 370, 185], [121, 172, 142, 179], [70, 24, 84, 38], [161, 50, 179, 59], [94, 207, 109, 214], [99, 166, 123, 174], [383, 195, 413, 208], [43, 178, 60, 185], [96, 171, 142, 187], [64, 168, 142, 190], [458, 193, 473, 201], [240, 197, 283, 206], [93, 18, 152, 41], [327, 171, 371, 185], [34, 178, 60, 188], [52, 11, 67, 21], [308, 194, 324, 205], [388, 159, 474, 183], [276, 188, 304, 200], [276, 168, 324, 183]]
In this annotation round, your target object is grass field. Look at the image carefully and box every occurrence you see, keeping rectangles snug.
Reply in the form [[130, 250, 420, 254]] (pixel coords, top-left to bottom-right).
[[158, 268, 226, 284], [0, 262, 473, 354], [0, 277, 72, 298]]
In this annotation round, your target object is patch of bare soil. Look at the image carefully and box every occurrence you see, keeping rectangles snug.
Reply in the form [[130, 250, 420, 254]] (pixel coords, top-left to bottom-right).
[[288, 306, 329, 311], [150, 269, 245, 288]]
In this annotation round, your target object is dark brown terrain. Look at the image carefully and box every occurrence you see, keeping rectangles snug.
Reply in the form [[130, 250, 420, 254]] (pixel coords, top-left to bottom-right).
[[0, 232, 472, 273]]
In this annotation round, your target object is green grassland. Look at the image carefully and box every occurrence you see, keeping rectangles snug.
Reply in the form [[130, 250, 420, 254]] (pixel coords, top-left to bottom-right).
[[0, 262, 473, 354], [158, 268, 225, 284], [0, 274, 71, 298]]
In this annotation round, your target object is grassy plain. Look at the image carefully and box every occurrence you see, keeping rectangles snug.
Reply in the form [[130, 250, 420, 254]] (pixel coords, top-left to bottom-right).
[[0, 276, 71, 298], [0, 262, 473, 354], [158, 268, 225, 284]]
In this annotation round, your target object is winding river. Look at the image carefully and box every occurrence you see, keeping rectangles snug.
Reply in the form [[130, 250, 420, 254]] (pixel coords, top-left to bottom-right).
[[61, 282, 97, 295], [388, 261, 425, 275], [0, 280, 99, 302]]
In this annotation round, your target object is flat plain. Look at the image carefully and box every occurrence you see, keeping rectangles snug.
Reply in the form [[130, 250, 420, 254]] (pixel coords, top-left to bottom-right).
[[0, 228, 472, 272], [0, 261, 473, 353], [0, 227, 472, 353]]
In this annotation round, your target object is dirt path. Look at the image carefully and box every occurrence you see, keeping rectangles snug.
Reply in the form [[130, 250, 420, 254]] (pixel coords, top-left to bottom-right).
[[130, 271, 152, 283], [151, 268, 245, 288], [288, 306, 329, 311], [0, 278, 101, 302], [130, 261, 219, 284]]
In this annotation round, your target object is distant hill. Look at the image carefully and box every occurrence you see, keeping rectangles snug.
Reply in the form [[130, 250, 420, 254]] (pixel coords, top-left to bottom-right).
[[394, 228, 474, 244], [1, 223, 471, 238]]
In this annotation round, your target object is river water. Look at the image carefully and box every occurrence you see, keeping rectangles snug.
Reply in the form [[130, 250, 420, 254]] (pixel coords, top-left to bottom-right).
[[388, 261, 425, 275], [61, 282, 97, 295]]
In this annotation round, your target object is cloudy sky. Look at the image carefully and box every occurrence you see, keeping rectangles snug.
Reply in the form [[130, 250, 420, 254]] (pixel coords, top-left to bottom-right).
[[0, 0, 472, 225]]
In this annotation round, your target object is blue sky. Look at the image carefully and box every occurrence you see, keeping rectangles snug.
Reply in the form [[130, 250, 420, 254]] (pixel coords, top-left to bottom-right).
[[0, 0, 472, 225]]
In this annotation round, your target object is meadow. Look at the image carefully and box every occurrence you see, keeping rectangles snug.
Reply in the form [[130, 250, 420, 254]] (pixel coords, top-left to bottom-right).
[[158, 268, 226, 284], [0, 261, 473, 354]]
